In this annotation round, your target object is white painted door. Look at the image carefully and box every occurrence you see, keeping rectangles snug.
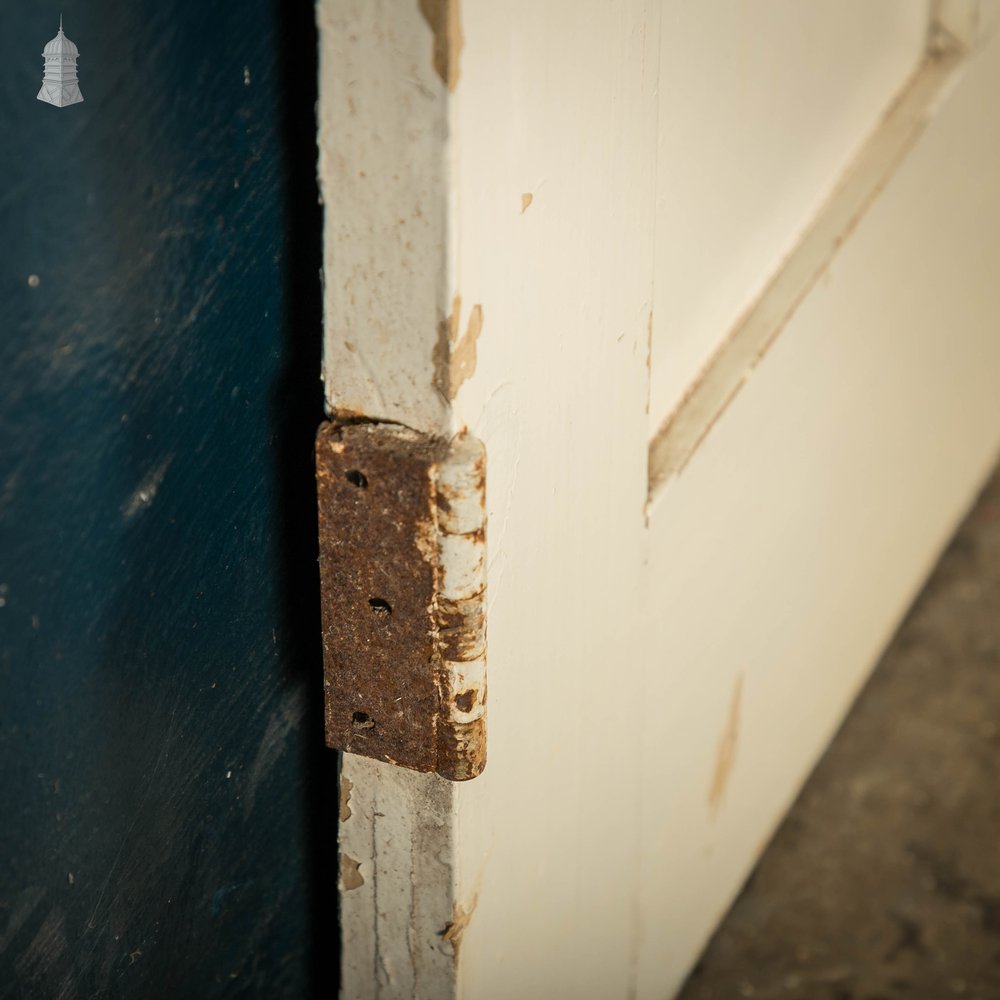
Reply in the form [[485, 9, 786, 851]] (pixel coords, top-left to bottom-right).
[[317, 2, 1000, 997]]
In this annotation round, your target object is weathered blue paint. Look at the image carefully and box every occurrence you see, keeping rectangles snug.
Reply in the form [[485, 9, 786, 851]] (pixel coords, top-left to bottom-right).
[[0, 2, 333, 996]]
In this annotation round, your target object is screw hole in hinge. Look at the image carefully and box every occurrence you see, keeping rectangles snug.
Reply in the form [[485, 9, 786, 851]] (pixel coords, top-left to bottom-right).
[[352, 711, 375, 730], [368, 597, 392, 618], [345, 469, 368, 488]]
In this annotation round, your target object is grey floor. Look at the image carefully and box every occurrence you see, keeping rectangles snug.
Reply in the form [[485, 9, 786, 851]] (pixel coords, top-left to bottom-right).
[[678, 470, 1000, 1000]]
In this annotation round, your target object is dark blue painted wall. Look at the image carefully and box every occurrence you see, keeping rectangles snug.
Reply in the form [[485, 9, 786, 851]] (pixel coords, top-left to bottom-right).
[[0, 2, 334, 996]]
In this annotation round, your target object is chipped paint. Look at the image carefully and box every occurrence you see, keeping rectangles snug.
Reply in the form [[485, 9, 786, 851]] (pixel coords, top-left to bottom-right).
[[338, 756, 458, 997], [434, 431, 488, 778], [419, 0, 464, 91], [340, 852, 365, 891], [440, 894, 478, 958], [450, 302, 483, 400], [521, 192, 533, 213], [433, 295, 484, 403], [708, 675, 743, 814], [339, 774, 353, 822]]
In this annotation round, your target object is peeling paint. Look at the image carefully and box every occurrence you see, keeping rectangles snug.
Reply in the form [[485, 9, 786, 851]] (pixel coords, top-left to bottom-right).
[[419, 0, 464, 91], [440, 894, 477, 958], [340, 852, 364, 891], [434, 431, 488, 778], [521, 192, 533, 213], [709, 675, 743, 814], [340, 774, 353, 822]]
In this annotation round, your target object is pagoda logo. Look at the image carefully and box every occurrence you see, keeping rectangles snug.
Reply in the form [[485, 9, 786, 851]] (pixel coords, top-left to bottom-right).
[[38, 16, 84, 108]]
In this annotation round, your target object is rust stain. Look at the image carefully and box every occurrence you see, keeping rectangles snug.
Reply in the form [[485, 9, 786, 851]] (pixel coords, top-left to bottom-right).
[[708, 675, 743, 815], [435, 433, 489, 780], [440, 895, 478, 958], [414, 515, 439, 566], [340, 853, 364, 891], [339, 774, 353, 822], [437, 595, 486, 659], [521, 192, 533, 214], [317, 423, 444, 774], [442, 718, 486, 781], [419, 0, 464, 91], [316, 422, 488, 781]]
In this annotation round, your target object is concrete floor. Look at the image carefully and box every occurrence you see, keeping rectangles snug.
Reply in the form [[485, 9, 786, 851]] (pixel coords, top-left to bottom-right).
[[678, 470, 1000, 1000]]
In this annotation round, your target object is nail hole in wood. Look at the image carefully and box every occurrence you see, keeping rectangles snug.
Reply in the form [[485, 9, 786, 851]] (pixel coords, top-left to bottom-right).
[[345, 469, 368, 488], [352, 711, 375, 730]]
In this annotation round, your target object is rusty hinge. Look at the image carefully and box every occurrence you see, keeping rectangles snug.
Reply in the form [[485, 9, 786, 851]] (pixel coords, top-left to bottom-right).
[[315, 421, 487, 780]]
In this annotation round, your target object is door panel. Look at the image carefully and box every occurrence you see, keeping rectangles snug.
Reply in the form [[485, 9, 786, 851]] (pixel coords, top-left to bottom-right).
[[320, 2, 1000, 997], [650, 0, 930, 424], [640, 24, 1000, 989]]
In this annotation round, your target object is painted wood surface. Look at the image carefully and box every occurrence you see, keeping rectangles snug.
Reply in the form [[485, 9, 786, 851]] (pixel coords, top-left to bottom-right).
[[446, 4, 660, 998], [318, 2, 469, 997], [649, 0, 930, 424], [317, 0, 452, 435], [0, 3, 332, 996], [320, 1, 1000, 997], [638, 15, 1000, 993], [648, 35, 966, 494]]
